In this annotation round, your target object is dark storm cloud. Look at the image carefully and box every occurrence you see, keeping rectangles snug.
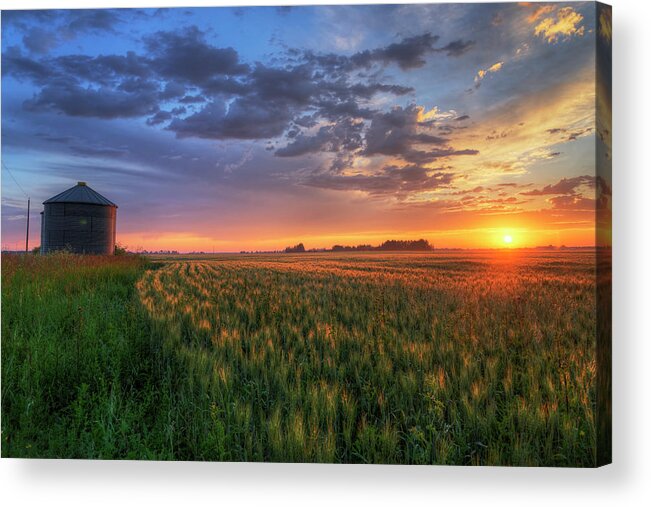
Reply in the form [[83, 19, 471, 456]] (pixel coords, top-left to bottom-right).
[[3, 9, 121, 33], [146, 110, 173, 126], [66, 10, 121, 33], [248, 64, 317, 105], [349, 83, 413, 98], [402, 148, 479, 164], [22, 28, 59, 54], [350, 32, 440, 70], [364, 106, 426, 156], [159, 81, 186, 100], [3, 23, 470, 153], [1, 10, 60, 28], [145, 26, 249, 84], [315, 99, 374, 121], [302, 32, 474, 73], [411, 133, 448, 145], [169, 99, 294, 140], [275, 118, 364, 157], [4, 10, 124, 56], [362, 105, 478, 163], [1, 46, 52, 83], [178, 95, 206, 104], [202, 76, 249, 95], [50, 53, 152, 86], [24, 83, 159, 119], [162, 33, 420, 141], [303, 165, 455, 196]]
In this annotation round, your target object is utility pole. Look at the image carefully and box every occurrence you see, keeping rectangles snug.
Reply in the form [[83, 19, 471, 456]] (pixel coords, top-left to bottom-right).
[[25, 197, 30, 253]]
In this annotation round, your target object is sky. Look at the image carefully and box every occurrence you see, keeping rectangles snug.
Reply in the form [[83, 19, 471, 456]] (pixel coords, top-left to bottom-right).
[[1, 2, 612, 252]]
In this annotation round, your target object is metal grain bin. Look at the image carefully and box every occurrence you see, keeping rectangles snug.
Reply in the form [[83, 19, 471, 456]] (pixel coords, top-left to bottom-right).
[[40, 182, 117, 255]]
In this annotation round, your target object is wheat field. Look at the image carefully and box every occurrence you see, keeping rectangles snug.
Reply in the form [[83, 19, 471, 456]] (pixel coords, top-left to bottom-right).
[[2, 250, 598, 464], [136, 250, 597, 465]]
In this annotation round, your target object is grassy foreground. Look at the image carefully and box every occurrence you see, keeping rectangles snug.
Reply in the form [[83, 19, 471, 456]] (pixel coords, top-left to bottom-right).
[[1, 253, 179, 459], [2, 251, 598, 465]]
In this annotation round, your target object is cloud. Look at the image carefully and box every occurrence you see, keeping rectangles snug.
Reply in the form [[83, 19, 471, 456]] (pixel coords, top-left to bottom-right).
[[146, 110, 173, 126], [435, 39, 475, 57], [22, 28, 59, 54], [548, 195, 595, 211], [145, 27, 249, 85], [304, 32, 474, 73], [3, 23, 472, 151], [5, 10, 123, 55], [248, 64, 317, 105], [362, 105, 478, 162], [178, 95, 205, 104], [474, 61, 504, 86], [66, 10, 120, 33], [521, 175, 596, 196], [349, 32, 440, 70], [1, 46, 52, 83], [403, 148, 479, 165], [364, 105, 426, 157], [526, 5, 555, 24], [303, 165, 455, 196], [546, 126, 593, 142], [24, 83, 159, 119], [534, 7, 585, 43], [275, 118, 364, 157], [54, 53, 153, 85], [168, 99, 294, 140]]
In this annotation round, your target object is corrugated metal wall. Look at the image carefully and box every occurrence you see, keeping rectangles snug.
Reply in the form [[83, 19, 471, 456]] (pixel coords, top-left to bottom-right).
[[41, 202, 116, 254]]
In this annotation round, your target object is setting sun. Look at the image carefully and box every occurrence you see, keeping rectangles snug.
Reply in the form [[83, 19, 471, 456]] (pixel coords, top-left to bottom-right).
[[503, 235, 513, 244]]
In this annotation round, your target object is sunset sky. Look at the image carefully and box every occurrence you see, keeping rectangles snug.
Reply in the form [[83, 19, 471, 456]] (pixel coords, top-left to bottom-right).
[[1, 2, 611, 252]]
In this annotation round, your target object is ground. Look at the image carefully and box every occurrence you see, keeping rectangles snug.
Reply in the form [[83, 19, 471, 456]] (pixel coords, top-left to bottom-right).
[[2, 250, 599, 465]]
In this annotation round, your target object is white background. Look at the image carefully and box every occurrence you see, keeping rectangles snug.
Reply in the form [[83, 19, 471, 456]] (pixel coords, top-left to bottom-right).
[[1, 0, 649, 505]]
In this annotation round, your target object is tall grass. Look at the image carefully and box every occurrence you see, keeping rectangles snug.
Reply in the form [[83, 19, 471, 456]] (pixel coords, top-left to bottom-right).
[[137, 251, 598, 466], [1, 253, 179, 459]]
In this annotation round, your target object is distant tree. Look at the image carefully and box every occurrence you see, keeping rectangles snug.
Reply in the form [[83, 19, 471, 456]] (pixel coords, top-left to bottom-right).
[[284, 243, 306, 253], [378, 239, 432, 251], [328, 240, 432, 252], [31, 245, 40, 254]]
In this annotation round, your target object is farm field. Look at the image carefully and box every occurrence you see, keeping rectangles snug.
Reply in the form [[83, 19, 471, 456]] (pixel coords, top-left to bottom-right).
[[2, 250, 599, 465]]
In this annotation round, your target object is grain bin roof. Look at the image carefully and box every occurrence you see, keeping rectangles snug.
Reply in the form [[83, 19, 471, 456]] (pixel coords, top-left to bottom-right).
[[43, 182, 117, 207]]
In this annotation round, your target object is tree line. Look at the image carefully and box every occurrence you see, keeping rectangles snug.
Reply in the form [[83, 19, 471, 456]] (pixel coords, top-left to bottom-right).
[[285, 239, 433, 253]]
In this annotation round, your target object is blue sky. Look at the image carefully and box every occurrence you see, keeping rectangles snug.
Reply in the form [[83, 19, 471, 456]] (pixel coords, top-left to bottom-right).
[[1, 3, 610, 251]]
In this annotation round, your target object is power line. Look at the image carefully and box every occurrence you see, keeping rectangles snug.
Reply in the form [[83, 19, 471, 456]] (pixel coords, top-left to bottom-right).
[[1, 160, 29, 198]]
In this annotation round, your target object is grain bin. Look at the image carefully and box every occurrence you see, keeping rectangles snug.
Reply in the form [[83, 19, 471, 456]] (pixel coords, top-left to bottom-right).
[[40, 182, 117, 255]]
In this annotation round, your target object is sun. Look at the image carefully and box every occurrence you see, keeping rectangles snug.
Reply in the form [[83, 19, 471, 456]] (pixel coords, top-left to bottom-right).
[[503, 235, 513, 245]]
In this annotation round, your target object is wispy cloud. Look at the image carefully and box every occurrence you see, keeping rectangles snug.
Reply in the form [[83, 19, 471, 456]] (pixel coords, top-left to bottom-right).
[[474, 61, 504, 86]]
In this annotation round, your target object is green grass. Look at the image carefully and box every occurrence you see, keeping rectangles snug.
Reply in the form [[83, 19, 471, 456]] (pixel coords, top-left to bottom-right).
[[1, 253, 179, 459], [2, 251, 599, 465]]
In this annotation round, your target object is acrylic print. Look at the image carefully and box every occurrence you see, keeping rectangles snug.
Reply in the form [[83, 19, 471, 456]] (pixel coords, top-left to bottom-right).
[[1, 2, 611, 466]]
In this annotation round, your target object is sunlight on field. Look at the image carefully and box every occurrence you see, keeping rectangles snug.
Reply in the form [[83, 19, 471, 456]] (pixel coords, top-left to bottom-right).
[[136, 250, 598, 465]]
